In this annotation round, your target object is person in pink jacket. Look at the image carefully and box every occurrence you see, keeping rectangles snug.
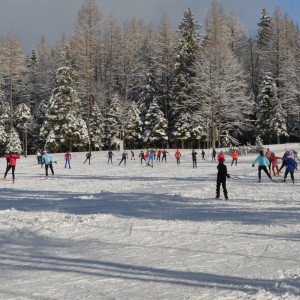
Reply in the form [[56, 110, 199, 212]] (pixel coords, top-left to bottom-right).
[[269, 152, 282, 176]]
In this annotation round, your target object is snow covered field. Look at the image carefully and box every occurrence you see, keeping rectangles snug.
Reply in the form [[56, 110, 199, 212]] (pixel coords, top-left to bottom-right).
[[1, 144, 300, 300]]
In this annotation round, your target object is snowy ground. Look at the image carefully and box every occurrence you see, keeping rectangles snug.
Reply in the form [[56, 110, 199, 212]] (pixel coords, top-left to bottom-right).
[[1, 144, 300, 300]]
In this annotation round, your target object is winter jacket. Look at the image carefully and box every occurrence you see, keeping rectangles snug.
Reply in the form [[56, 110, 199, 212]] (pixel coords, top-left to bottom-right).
[[217, 163, 230, 181], [175, 151, 182, 158], [42, 153, 53, 165], [231, 151, 238, 159], [286, 157, 297, 172], [149, 150, 155, 160], [4, 154, 20, 166], [64, 153, 71, 160], [252, 155, 270, 167], [269, 155, 281, 167], [217, 152, 225, 161]]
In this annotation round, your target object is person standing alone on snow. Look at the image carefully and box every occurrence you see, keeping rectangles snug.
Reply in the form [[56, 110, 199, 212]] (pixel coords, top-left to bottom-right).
[[3, 153, 20, 183], [42, 151, 55, 179], [107, 150, 114, 164], [252, 150, 273, 182], [212, 148, 216, 162], [84, 152, 91, 165], [175, 149, 182, 165], [201, 150, 205, 160], [64, 151, 72, 169], [216, 157, 230, 200], [231, 150, 239, 166], [191, 149, 197, 168]]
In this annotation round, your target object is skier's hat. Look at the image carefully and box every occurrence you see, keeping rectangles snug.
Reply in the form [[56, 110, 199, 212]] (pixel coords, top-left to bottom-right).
[[218, 157, 225, 163]]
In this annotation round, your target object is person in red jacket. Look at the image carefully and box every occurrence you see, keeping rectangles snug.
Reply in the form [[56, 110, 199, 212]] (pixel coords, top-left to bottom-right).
[[269, 152, 282, 176], [231, 150, 239, 166], [3, 153, 20, 183], [64, 151, 72, 169], [174, 149, 182, 165]]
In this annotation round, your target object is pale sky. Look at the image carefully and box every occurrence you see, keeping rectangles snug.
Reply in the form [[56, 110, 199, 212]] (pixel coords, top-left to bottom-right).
[[0, 0, 299, 53]]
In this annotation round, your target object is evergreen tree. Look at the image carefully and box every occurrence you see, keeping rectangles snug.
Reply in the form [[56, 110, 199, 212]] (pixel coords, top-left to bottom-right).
[[103, 93, 122, 149], [143, 99, 168, 147], [0, 124, 7, 152], [171, 8, 201, 147], [126, 102, 142, 149], [155, 14, 177, 129], [90, 104, 104, 150], [256, 72, 287, 143], [40, 47, 89, 151], [257, 8, 274, 79], [138, 65, 157, 118], [6, 128, 22, 154]]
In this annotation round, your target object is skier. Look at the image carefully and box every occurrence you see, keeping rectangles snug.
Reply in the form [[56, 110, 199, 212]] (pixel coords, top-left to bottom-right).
[[265, 148, 272, 171], [64, 151, 72, 169], [145, 150, 150, 161], [156, 149, 162, 162], [107, 150, 114, 164], [3, 152, 20, 183], [119, 151, 128, 166], [192, 149, 197, 168], [161, 149, 170, 162], [269, 152, 281, 176], [212, 148, 216, 162], [279, 150, 288, 172], [201, 149, 205, 160], [282, 150, 297, 184], [293, 149, 300, 161], [36, 150, 42, 164], [41, 150, 55, 179], [216, 156, 230, 200], [252, 150, 273, 182], [146, 149, 155, 167], [139, 151, 146, 164], [84, 152, 91, 165], [130, 150, 135, 160], [174, 149, 182, 165], [231, 150, 238, 166]]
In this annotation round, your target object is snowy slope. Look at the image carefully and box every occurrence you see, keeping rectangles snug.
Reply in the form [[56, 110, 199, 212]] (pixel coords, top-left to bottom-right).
[[0, 144, 300, 300]]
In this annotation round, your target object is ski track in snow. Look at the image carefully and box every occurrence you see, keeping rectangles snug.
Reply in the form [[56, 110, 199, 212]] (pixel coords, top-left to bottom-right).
[[0, 144, 300, 299]]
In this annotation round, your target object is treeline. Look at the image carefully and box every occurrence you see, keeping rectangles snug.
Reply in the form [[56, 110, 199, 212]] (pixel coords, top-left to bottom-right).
[[0, 0, 300, 154]]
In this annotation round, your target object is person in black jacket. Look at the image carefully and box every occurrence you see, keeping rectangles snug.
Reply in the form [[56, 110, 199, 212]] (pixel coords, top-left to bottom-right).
[[191, 149, 197, 168], [84, 152, 91, 165], [216, 157, 230, 200]]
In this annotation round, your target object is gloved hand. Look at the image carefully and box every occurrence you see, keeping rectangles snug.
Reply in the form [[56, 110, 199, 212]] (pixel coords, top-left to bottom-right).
[[252, 164, 254, 167], [227, 174, 231, 178]]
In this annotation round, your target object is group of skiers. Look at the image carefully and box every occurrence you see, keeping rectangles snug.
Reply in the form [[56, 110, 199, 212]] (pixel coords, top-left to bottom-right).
[[1, 148, 298, 198], [252, 148, 298, 183]]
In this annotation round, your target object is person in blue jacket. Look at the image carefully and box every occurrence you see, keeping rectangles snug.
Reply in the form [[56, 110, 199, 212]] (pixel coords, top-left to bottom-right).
[[252, 150, 273, 182], [146, 149, 155, 167], [282, 150, 298, 184], [41, 150, 55, 179]]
